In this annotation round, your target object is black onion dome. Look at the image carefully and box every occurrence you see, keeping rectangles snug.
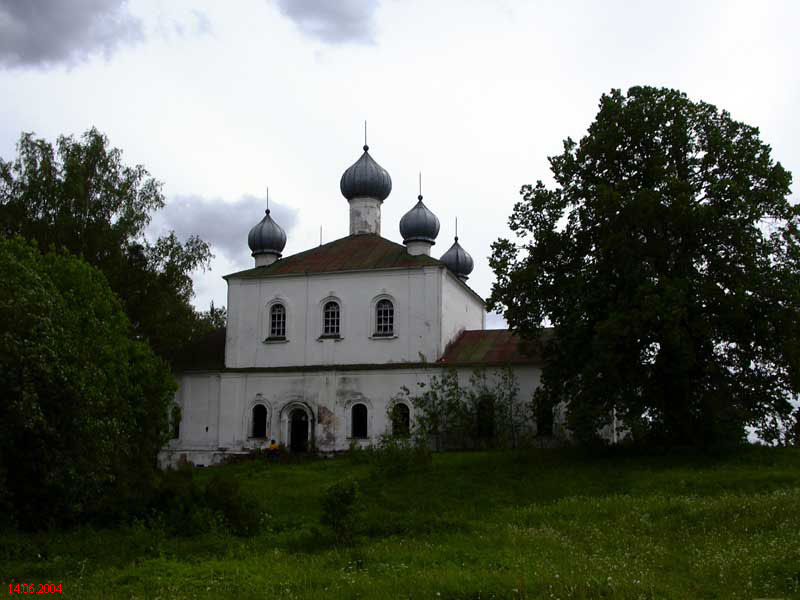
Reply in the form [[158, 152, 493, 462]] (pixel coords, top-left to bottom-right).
[[248, 209, 286, 256], [340, 145, 392, 201], [440, 237, 474, 279], [400, 195, 440, 244]]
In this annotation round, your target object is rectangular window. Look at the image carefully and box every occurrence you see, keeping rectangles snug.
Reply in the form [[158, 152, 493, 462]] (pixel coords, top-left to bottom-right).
[[323, 302, 340, 336], [375, 300, 394, 336], [270, 304, 286, 338]]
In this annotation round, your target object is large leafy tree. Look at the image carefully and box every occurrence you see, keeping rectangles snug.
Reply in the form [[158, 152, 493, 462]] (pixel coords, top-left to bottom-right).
[[489, 86, 800, 446], [0, 128, 214, 365], [0, 237, 176, 527]]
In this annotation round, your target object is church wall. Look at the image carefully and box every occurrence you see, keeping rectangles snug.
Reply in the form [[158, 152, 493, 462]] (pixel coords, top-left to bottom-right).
[[163, 366, 443, 465], [225, 267, 444, 369], [163, 363, 554, 467], [440, 270, 485, 352], [173, 373, 221, 450], [452, 365, 542, 405]]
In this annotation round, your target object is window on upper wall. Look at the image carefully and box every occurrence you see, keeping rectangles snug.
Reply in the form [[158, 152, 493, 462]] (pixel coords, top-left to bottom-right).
[[374, 299, 394, 336], [322, 301, 340, 337], [269, 303, 286, 339]]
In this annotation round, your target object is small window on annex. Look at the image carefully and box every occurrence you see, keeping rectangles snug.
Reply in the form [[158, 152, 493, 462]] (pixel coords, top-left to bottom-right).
[[170, 405, 182, 440], [252, 404, 268, 438], [322, 301, 340, 337], [374, 299, 394, 336], [269, 303, 286, 339], [390, 403, 410, 437], [351, 403, 368, 439]]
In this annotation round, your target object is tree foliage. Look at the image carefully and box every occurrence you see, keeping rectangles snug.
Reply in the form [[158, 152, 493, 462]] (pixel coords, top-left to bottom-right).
[[395, 368, 530, 450], [0, 128, 214, 365], [489, 86, 800, 446], [0, 237, 176, 528]]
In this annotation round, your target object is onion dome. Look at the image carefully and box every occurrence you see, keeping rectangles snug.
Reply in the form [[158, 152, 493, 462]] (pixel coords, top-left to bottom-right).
[[248, 208, 286, 257], [400, 195, 440, 244], [440, 236, 474, 280], [340, 145, 392, 201]]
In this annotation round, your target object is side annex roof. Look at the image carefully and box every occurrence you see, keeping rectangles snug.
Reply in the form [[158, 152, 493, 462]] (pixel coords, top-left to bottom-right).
[[438, 329, 552, 366]]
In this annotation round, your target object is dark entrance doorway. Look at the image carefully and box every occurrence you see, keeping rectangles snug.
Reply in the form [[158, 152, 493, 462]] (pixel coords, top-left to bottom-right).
[[289, 408, 309, 452]]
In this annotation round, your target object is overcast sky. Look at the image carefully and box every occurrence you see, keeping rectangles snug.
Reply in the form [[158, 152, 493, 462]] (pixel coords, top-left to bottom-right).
[[2, 0, 798, 328]]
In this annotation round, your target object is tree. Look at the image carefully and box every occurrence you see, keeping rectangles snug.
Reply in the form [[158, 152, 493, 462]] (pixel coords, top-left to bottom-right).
[[0, 237, 176, 527], [0, 128, 213, 365], [489, 86, 800, 447], [395, 368, 528, 450]]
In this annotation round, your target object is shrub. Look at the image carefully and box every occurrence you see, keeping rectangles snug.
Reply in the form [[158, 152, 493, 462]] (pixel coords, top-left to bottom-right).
[[348, 437, 432, 477], [320, 478, 360, 545], [151, 466, 211, 537], [205, 473, 262, 537], [371, 436, 432, 477]]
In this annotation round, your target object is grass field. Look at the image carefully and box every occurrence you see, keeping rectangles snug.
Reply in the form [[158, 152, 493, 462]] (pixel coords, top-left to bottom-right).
[[3, 447, 800, 599]]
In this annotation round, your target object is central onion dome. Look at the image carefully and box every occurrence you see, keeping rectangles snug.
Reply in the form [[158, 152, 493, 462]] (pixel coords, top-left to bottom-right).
[[440, 236, 474, 281], [340, 145, 392, 201], [400, 195, 440, 244], [248, 208, 286, 260]]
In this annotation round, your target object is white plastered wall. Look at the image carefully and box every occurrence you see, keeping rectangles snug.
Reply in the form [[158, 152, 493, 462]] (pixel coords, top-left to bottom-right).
[[163, 363, 558, 467], [226, 267, 447, 368], [440, 270, 485, 353]]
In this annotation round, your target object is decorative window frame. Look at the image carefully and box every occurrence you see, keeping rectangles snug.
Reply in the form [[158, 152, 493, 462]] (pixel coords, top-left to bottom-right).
[[264, 298, 289, 343], [370, 294, 397, 339], [387, 398, 413, 437], [343, 397, 373, 440], [318, 295, 344, 340], [246, 395, 272, 440]]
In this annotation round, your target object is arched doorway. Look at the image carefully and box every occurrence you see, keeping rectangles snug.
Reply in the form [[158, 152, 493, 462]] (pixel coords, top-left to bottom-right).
[[289, 408, 309, 452]]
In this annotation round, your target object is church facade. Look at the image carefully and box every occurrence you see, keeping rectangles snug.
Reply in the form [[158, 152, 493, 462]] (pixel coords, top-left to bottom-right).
[[161, 143, 549, 467]]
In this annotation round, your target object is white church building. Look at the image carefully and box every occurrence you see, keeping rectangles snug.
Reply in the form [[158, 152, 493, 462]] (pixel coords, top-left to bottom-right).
[[162, 142, 549, 466]]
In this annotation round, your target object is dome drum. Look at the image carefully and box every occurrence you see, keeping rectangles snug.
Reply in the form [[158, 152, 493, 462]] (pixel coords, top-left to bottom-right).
[[248, 208, 287, 267], [341, 144, 392, 235]]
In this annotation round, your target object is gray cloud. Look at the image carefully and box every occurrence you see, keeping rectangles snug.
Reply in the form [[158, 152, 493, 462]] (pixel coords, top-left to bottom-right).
[[150, 194, 299, 263], [274, 0, 378, 44], [0, 0, 143, 68]]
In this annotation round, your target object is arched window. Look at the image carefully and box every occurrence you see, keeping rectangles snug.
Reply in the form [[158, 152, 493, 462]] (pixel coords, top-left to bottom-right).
[[391, 403, 410, 437], [323, 301, 340, 337], [170, 404, 181, 440], [269, 303, 286, 339], [252, 404, 268, 438], [477, 395, 495, 441], [351, 403, 368, 439], [374, 299, 394, 336]]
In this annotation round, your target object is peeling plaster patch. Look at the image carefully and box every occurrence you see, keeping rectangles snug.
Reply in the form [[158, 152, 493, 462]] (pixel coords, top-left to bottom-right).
[[318, 405, 336, 445], [336, 376, 369, 407]]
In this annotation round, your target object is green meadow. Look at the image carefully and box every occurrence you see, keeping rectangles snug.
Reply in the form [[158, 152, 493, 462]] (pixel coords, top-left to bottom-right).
[[3, 448, 799, 599]]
